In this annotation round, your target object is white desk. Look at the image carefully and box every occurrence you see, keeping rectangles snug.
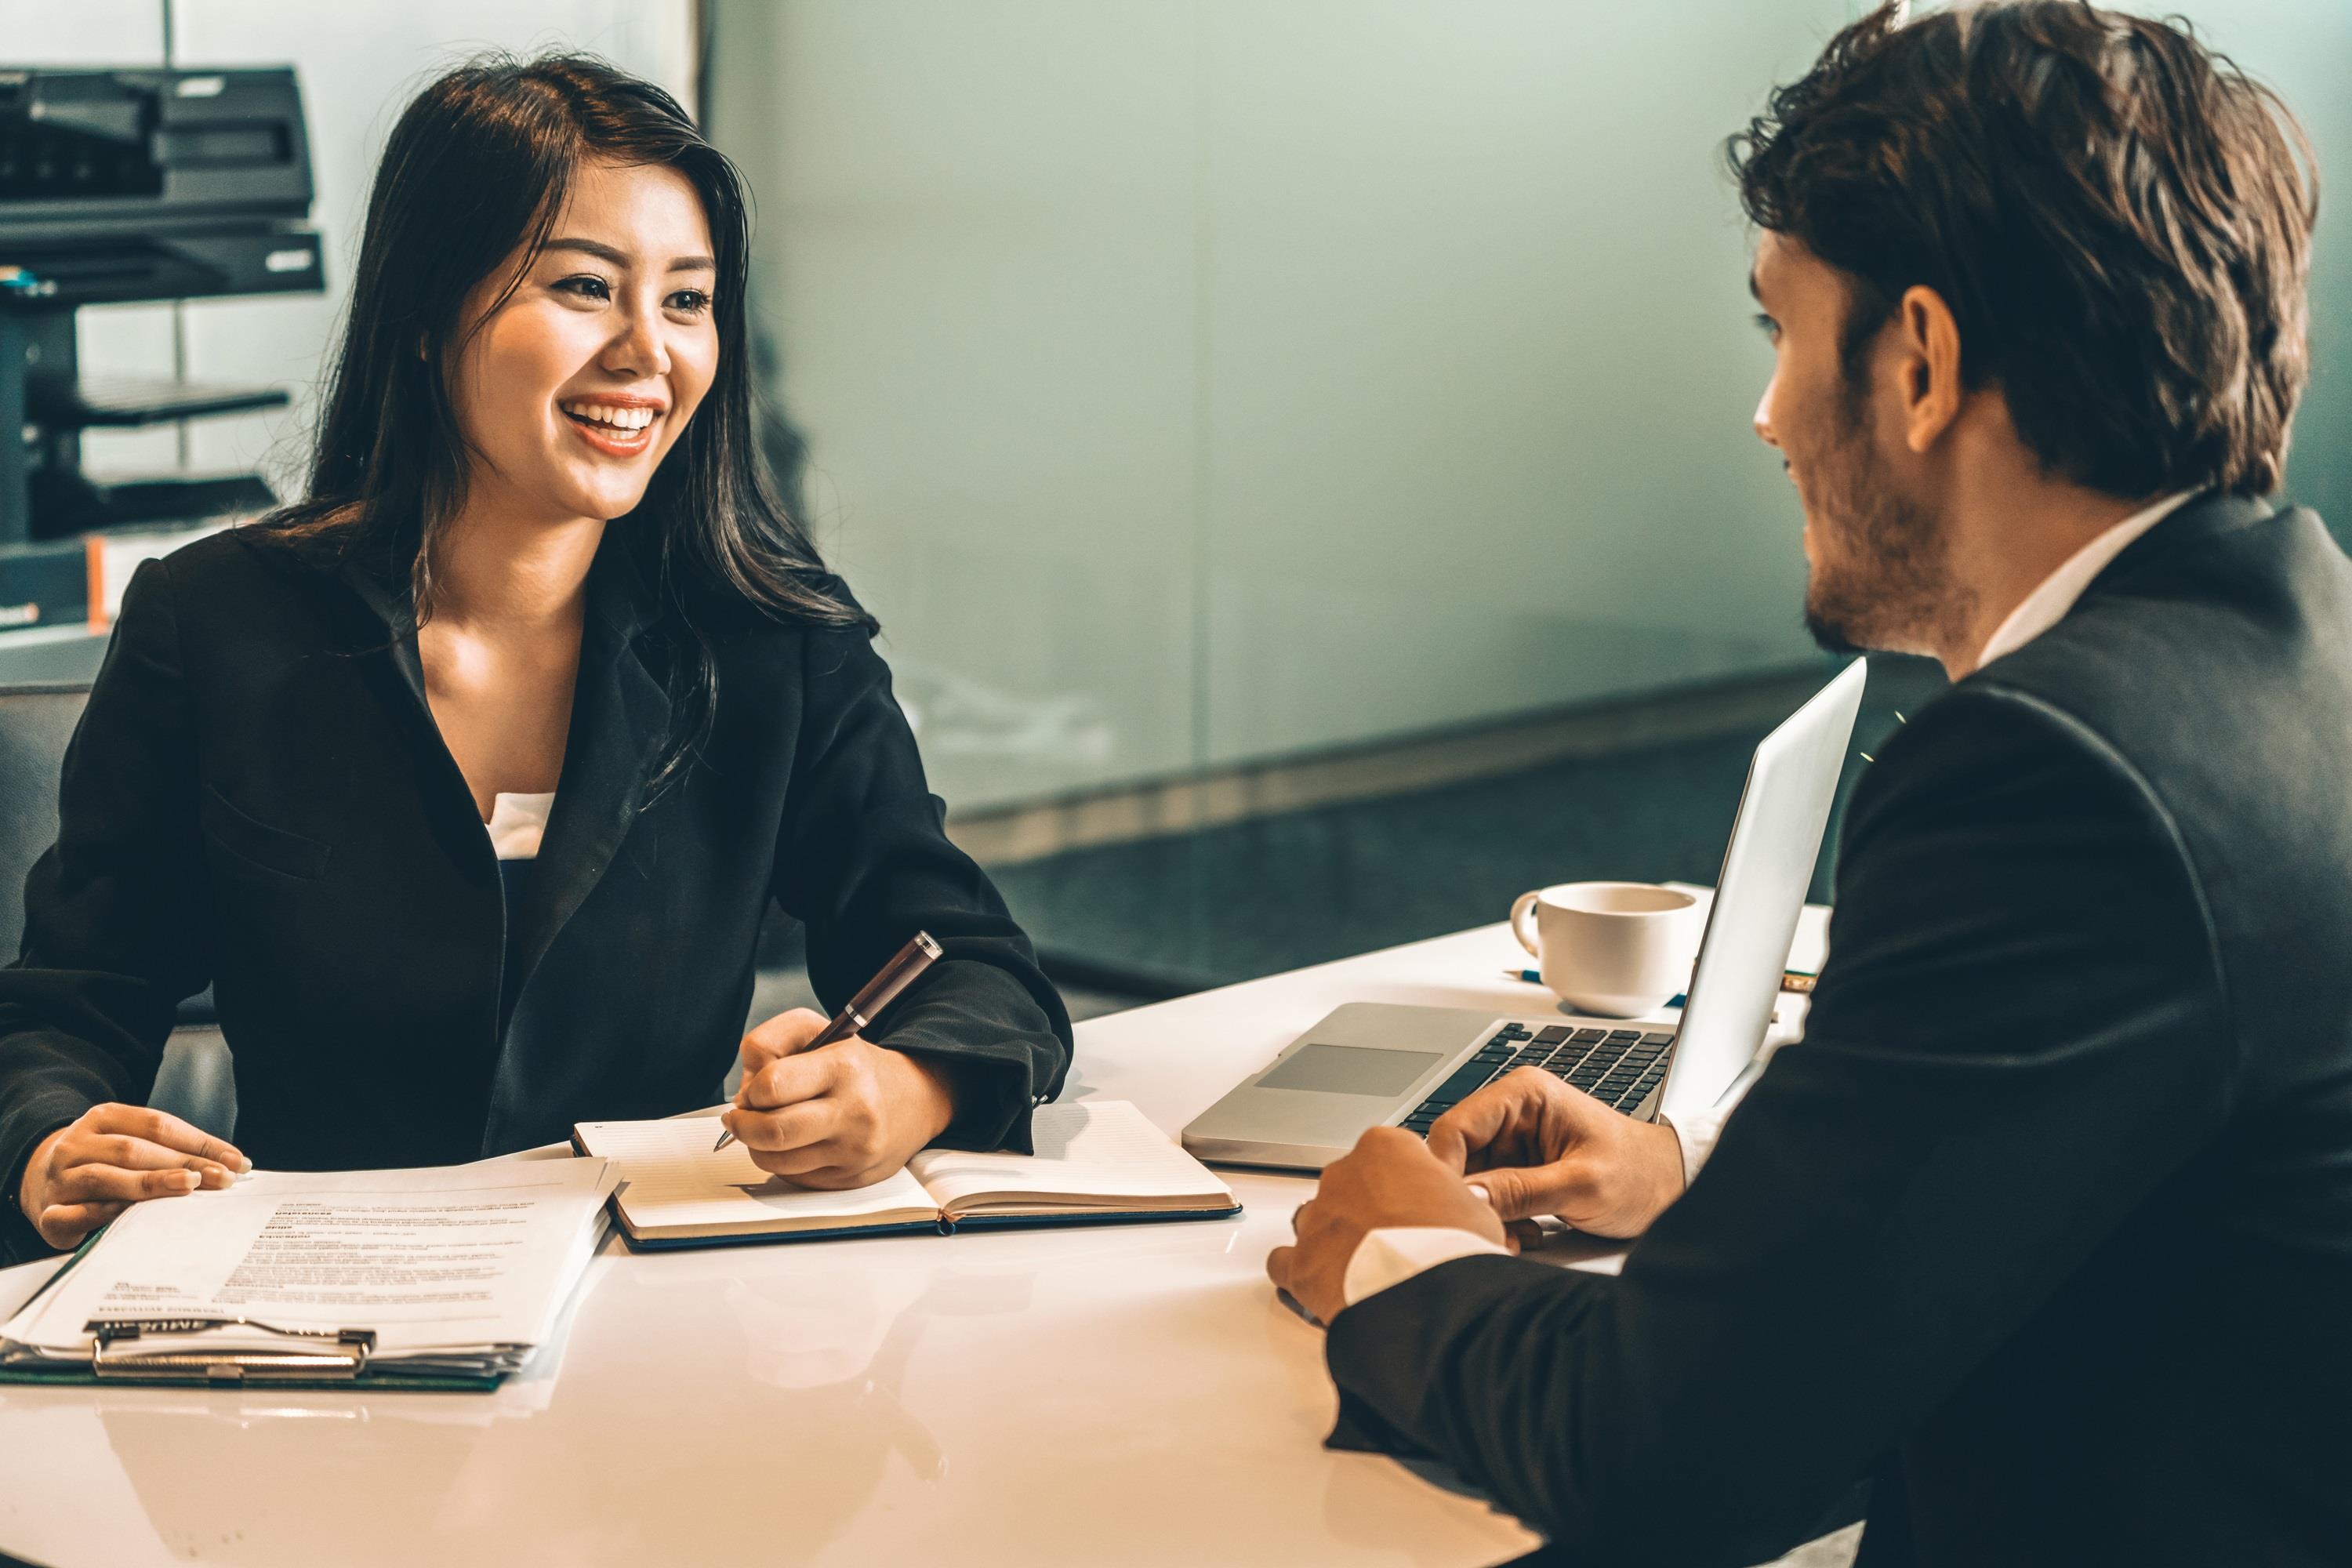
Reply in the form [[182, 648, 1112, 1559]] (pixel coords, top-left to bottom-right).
[[0, 910, 1824, 1568]]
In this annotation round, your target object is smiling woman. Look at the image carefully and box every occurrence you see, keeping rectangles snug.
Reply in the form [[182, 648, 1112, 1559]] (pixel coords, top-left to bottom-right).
[[0, 56, 1074, 1261]]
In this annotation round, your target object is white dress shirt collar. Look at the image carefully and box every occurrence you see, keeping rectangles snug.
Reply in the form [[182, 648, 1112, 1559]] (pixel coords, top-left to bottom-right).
[[1973, 490, 2198, 672]]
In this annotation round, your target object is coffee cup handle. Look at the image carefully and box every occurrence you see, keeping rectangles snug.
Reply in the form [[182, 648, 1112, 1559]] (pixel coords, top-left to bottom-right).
[[1509, 891, 1543, 958]]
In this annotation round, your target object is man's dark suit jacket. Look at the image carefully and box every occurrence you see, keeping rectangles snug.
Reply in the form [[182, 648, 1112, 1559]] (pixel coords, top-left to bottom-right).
[[0, 526, 1072, 1264], [1326, 493, 2352, 1566]]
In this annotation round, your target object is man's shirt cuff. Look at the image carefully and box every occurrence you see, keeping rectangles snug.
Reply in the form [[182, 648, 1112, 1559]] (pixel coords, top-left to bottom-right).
[[1341, 1225, 1512, 1307], [1661, 1102, 1731, 1185]]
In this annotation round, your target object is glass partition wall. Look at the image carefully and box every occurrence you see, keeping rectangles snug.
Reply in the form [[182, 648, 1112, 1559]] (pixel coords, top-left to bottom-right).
[[703, 0, 1874, 992]]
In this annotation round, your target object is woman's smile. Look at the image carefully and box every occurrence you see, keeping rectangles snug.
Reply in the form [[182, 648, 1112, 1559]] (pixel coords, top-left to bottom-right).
[[558, 394, 666, 458]]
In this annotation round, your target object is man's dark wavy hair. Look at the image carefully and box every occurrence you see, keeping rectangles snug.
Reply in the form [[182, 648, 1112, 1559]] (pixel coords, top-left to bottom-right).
[[252, 53, 875, 789], [1730, 1, 2318, 498]]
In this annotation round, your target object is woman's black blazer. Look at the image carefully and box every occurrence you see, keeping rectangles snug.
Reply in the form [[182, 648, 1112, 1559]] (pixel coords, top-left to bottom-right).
[[0, 527, 1073, 1259]]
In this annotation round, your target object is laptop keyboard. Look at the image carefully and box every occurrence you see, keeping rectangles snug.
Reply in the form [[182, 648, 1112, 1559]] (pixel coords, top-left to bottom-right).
[[1396, 1024, 1678, 1135]]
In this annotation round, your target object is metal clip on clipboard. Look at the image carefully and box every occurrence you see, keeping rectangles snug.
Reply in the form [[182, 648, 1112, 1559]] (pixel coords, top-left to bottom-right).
[[85, 1317, 379, 1383]]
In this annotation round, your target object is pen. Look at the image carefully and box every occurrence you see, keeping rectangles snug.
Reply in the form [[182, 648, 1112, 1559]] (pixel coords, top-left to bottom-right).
[[714, 931, 946, 1152]]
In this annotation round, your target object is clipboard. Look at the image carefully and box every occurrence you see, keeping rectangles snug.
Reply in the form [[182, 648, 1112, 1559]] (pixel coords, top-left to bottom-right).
[[0, 1233, 503, 1392], [0, 1359, 503, 1392]]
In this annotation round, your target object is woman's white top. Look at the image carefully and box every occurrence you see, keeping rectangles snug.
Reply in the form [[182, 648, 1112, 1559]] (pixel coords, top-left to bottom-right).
[[485, 791, 556, 861]]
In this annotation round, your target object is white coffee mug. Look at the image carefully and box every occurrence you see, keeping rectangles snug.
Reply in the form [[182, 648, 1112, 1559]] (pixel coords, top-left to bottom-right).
[[1509, 881, 1704, 1017]]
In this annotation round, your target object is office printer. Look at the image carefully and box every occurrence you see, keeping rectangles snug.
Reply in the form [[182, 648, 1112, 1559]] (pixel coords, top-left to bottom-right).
[[0, 65, 325, 551]]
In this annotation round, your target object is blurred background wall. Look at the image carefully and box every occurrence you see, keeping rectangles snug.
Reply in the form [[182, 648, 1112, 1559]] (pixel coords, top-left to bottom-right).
[[710, 2, 1850, 814]]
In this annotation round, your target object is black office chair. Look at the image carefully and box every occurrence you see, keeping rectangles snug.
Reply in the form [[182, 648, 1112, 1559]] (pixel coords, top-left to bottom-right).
[[0, 681, 235, 1138]]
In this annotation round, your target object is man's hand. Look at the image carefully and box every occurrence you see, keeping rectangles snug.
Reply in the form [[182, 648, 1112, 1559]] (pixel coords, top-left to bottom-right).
[[1425, 1066, 1686, 1239], [719, 1008, 962, 1189], [1266, 1126, 1507, 1325], [17, 1105, 249, 1252]]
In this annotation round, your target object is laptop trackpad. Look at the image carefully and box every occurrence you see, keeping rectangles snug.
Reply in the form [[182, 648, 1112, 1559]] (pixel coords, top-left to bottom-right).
[[1258, 1045, 1444, 1096]]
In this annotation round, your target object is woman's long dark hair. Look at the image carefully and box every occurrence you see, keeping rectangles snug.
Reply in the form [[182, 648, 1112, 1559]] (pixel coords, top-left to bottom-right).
[[252, 53, 873, 786]]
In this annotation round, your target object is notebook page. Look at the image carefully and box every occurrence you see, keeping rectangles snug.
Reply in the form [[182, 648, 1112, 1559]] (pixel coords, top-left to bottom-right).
[[907, 1102, 1233, 1212], [575, 1118, 935, 1232]]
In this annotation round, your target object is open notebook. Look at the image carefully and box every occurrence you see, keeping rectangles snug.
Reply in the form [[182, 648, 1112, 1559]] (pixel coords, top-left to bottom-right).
[[573, 1100, 1240, 1249]]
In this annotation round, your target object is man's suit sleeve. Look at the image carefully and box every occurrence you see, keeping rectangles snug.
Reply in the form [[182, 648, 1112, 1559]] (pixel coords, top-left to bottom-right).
[[770, 619, 1073, 1155], [0, 560, 212, 1263], [1323, 685, 2233, 1564]]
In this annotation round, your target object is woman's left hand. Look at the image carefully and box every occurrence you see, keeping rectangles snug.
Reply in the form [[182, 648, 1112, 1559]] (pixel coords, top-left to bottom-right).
[[720, 1008, 961, 1188]]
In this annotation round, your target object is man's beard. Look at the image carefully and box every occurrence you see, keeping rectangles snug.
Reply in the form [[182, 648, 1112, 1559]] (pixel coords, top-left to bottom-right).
[[1797, 394, 1969, 657]]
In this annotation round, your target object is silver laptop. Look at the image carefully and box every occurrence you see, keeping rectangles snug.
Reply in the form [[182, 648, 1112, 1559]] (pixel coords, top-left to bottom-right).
[[1181, 659, 1867, 1171]]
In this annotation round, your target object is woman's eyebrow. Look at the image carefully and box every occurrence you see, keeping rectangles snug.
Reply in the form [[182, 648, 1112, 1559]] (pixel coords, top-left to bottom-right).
[[542, 236, 715, 273], [543, 237, 626, 266]]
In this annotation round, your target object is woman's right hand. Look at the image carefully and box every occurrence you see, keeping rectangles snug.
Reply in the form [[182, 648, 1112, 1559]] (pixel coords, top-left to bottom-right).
[[16, 1105, 249, 1251]]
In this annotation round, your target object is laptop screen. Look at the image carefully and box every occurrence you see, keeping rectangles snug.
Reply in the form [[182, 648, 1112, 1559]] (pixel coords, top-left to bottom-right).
[[1657, 659, 1865, 1122]]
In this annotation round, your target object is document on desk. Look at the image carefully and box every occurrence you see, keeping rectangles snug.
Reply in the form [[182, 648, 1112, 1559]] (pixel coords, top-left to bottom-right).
[[0, 1159, 619, 1385]]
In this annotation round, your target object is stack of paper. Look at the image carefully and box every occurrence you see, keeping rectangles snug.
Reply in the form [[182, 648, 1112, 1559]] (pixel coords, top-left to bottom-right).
[[0, 1158, 619, 1388]]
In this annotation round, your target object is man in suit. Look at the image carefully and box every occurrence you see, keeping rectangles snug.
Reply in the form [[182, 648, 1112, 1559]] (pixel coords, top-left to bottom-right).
[[1267, 5, 2352, 1563]]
